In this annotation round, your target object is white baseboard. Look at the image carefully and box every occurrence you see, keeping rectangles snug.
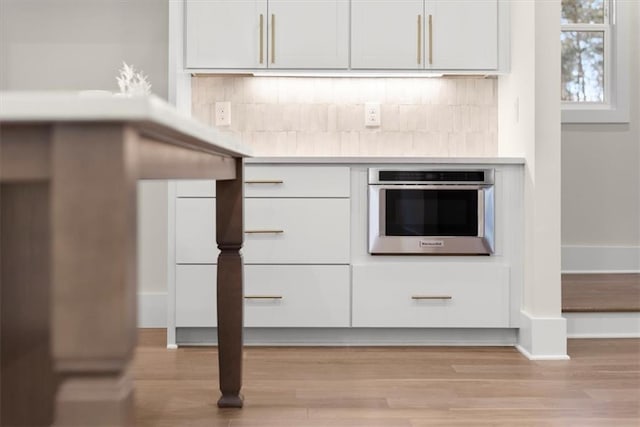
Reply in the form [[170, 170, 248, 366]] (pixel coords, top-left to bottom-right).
[[175, 327, 519, 347], [138, 292, 167, 328], [517, 311, 569, 360], [565, 312, 640, 338], [562, 245, 640, 273], [515, 344, 569, 361]]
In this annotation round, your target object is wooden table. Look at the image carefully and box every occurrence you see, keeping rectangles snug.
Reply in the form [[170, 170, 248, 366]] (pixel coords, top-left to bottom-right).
[[0, 93, 250, 425]]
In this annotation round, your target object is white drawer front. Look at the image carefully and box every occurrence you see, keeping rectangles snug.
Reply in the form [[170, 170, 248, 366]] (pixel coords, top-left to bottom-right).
[[176, 180, 216, 197], [245, 166, 350, 198], [245, 265, 350, 327], [175, 166, 350, 198], [176, 198, 219, 264], [175, 265, 350, 328], [176, 264, 217, 327], [244, 198, 349, 264], [176, 198, 350, 264], [352, 263, 510, 328]]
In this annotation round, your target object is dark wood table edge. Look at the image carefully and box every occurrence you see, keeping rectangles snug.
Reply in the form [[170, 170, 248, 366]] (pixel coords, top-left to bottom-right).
[[0, 121, 248, 425]]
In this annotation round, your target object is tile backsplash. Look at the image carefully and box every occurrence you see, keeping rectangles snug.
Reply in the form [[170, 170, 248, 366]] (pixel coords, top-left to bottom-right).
[[192, 76, 497, 157]]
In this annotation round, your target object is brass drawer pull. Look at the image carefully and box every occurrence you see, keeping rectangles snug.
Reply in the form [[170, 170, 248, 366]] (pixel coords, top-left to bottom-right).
[[259, 14, 264, 64], [428, 14, 433, 65], [245, 229, 284, 234], [244, 180, 284, 184], [417, 14, 422, 65], [245, 295, 283, 300], [411, 295, 452, 300], [271, 14, 275, 64]]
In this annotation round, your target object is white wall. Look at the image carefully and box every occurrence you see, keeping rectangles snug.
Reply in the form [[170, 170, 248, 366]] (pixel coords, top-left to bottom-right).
[[0, 0, 170, 299], [0, 0, 168, 97]]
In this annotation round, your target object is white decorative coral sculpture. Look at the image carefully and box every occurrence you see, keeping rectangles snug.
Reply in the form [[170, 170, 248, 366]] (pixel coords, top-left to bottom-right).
[[116, 62, 152, 96]]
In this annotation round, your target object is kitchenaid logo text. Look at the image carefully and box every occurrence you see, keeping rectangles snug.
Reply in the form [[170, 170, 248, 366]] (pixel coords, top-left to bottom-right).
[[420, 240, 444, 248]]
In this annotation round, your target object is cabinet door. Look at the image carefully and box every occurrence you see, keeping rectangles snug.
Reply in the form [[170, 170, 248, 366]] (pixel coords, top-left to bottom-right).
[[427, 0, 497, 70], [185, 0, 267, 69], [268, 0, 349, 69], [351, 0, 424, 69]]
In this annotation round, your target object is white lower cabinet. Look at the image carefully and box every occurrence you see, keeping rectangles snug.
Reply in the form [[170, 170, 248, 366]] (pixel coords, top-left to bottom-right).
[[175, 166, 351, 198], [244, 198, 350, 264], [176, 198, 218, 264], [171, 163, 522, 345], [352, 263, 510, 327], [176, 198, 350, 264], [244, 265, 350, 327], [176, 264, 350, 328], [176, 264, 217, 327]]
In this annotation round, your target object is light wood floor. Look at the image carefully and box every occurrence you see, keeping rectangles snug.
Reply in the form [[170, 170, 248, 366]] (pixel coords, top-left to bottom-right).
[[134, 330, 640, 426], [562, 273, 640, 312]]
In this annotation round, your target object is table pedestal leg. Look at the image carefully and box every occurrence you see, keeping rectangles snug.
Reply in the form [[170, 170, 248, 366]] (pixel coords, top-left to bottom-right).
[[216, 159, 244, 408], [55, 365, 134, 425], [51, 124, 138, 426], [1, 182, 57, 426]]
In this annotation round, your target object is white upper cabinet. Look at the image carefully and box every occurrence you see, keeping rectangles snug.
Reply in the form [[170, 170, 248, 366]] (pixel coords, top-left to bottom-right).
[[351, 0, 424, 70], [268, 0, 349, 69], [185, 0, 268, 69], [351, 0, 498, 71], [185, 0, 501, 72], [427, 0, 497, 70], [185, 0, 348, 70]]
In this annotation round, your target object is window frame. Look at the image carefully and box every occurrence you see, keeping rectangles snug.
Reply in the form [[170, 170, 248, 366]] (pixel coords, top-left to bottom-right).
[[561, 0, 630, 124]]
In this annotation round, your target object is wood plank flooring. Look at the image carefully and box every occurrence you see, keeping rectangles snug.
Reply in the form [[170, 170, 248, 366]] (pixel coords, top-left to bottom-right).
[[562, 273, 640, 312], [134, 330, 640, 426]]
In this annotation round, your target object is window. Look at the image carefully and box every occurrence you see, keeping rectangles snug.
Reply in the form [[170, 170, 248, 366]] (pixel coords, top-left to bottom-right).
[[561, 0, 630, 123], [561, 0, 609, 103]]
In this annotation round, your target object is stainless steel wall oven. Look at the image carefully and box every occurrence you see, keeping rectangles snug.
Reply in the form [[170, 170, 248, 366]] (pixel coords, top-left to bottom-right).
[[368, 168, 495, 255]]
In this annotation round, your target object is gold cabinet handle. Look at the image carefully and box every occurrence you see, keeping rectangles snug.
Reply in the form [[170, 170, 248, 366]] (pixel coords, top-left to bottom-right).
[[417, 15, 422, 65], [271, 14, 275, 64], [245, 229, 284, 234], [259, 14, 264, 64], [245, 295, 283, 300], [411, 295, 452, 300], [428, 14, 433, 65], [244, 180, 284, 184]]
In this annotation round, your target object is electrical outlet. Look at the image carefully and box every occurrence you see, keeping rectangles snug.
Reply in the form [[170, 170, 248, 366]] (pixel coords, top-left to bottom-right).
[[215, 101, 231, 126], [365, 102, 381, 127]]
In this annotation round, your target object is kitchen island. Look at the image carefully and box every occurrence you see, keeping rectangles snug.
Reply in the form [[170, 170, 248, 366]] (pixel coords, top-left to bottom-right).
[[168, 157, 526, 349], [0, 92, 251, 425]]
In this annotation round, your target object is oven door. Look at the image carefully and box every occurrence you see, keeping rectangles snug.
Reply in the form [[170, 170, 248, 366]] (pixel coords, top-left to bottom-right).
[[368, 184, 494, 255]]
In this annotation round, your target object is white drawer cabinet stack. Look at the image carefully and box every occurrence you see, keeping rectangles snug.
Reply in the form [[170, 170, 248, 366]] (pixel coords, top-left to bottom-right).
[[169, 161, 524, 346], [174, 165, 351, 329]]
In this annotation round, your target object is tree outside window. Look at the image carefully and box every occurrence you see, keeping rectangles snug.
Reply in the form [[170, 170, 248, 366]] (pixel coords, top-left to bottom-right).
[[561, 0, 610, 103]]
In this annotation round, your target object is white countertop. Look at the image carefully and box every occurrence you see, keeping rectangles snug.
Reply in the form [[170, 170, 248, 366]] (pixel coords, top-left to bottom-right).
[[0, 91, 252, 158], [246, 156, 525, 165]]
